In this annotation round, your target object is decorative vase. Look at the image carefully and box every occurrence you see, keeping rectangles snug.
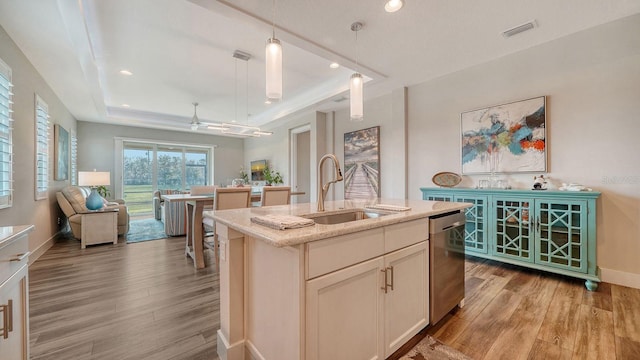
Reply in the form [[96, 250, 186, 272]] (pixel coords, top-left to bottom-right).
[[86, 188, 104, 210]]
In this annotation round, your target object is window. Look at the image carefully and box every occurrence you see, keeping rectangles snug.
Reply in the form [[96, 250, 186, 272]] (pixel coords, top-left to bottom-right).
[[118, 140, 214, 216], [35, 95, 50, 200], [70, 129, 77, 185], [0, 58, 13, 208]]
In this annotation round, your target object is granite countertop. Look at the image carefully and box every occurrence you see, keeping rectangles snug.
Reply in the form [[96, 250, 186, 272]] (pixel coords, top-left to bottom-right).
[[0, 225, 35, 249], [204, 198, 471, 247]]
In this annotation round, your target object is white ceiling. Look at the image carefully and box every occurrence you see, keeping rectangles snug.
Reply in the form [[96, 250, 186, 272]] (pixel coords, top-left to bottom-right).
[[1, 0, 639, 136]]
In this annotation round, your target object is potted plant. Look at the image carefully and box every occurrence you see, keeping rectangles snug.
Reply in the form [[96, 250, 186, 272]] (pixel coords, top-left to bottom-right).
[[239, 167, 249, 183], [96, 185, 110, 199], [263, 165, 283, 186]]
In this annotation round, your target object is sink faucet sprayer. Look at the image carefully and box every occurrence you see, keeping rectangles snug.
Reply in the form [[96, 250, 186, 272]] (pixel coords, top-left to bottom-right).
[[317, 154, 343, 212]]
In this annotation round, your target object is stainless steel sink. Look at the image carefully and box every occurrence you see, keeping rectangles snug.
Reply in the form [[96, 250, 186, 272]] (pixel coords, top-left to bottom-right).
[[304, 209, 391, 225]]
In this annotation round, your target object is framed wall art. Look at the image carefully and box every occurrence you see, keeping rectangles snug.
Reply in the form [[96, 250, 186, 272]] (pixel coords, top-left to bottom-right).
[[54, 124, 69, 180], [461, 96, 546, 174], [344, 126, 380, 199]]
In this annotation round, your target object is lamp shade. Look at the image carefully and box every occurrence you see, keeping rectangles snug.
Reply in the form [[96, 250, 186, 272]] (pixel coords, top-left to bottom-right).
[[350, 73, 364, 121], [265, 37, 282, 102], [78, 171, 110, 186]]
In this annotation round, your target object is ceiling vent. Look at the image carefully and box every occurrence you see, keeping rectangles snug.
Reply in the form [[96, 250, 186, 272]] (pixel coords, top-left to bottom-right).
[[333, 96, 348, 103], [502, 20, 537, 38], [233, 50, 251, 61]]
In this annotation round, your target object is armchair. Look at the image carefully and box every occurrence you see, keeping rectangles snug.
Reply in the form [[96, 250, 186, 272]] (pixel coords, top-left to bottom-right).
[[56, 186, 130, 239], [153, 189, 187, 220]]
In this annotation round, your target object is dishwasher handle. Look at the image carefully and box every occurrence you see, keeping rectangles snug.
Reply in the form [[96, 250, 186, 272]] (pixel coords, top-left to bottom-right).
[[429, 211, 466, 234]]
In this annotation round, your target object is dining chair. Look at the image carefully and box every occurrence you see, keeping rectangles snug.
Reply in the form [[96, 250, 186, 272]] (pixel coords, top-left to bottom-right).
[[202, 187, 252, 268], [261, 186, 291, 206]]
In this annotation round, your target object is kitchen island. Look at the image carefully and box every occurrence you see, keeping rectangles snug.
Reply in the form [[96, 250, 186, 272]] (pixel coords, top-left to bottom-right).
[[204, 198, 470, 360]]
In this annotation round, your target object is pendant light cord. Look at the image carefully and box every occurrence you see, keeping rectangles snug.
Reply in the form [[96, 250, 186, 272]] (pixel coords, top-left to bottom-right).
[[272, 0, 276, 38], [246, 56, 249, 126], [355, 29, 359, 71], [234, 58, 238, 123]]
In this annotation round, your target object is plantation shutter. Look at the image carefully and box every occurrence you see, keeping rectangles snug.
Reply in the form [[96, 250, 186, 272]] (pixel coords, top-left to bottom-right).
[[0, 58, 13, 208]]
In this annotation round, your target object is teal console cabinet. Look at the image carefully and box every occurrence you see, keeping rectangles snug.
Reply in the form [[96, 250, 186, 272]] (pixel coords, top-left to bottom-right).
[[421, 188, 601, 290]]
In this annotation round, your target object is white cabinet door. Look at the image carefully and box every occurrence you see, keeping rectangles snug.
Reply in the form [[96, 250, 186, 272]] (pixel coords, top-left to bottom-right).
[[0, 265, 29, 360], [306, 256, 385, 360], [383, 242, 429, 357]]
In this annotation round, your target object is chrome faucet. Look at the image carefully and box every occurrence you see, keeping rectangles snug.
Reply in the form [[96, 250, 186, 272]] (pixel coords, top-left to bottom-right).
[[317, 154, 343, 212]]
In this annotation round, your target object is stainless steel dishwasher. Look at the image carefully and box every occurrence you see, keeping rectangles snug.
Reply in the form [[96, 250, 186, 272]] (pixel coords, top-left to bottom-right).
[[429, 210, 466, 325]]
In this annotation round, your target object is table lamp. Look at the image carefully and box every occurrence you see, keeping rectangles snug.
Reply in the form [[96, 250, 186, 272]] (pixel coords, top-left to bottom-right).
[[78, 170, 110, 210]]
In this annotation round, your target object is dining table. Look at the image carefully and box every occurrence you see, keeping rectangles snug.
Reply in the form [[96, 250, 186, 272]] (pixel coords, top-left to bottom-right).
[[179, 189, 306, 269]]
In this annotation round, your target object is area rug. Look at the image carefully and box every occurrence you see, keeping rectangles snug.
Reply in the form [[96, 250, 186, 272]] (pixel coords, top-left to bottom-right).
[[126, 218, 167, 243], [400, 335, 472, 360]]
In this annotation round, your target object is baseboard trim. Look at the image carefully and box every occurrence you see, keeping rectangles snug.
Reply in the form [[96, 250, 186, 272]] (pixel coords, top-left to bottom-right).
[[600, 267, 640, 289], [28, 231, 63, 264], [245, 340, 266, 360], [217, 329, 245, 360]]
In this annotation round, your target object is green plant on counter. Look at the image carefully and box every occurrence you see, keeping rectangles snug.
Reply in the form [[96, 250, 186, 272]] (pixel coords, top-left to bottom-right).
[[239, 167, 249, 183], [96, 185, 110, 199], [263, 165, 283, 186]]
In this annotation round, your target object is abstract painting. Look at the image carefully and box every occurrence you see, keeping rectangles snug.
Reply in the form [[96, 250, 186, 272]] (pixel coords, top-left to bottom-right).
[[54, 124, 69, 180], [344, 126, 380, 199], [461, 96, 546, 174]]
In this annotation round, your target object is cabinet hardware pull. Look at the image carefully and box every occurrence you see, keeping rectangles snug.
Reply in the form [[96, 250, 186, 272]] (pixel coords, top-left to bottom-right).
[[380, 268, 388, 293], [7, 299, 12, 332], [10, 251, 31, 262], [388, 266, 394, 291], [1, 303, 7, 339]]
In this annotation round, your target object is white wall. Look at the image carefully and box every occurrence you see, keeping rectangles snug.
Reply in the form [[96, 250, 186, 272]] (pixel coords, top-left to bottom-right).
[[0, 24, 77, 259], [77, 121, 244, 191], [407, 14, 640, 285], [332, 87, 407, 200]]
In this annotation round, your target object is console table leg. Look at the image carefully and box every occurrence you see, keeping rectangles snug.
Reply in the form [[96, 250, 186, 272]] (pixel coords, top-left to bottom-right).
[[585, 280, 599, 291]]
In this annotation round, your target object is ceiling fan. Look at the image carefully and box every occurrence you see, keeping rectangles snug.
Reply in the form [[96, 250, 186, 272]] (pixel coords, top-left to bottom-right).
[[190, 102, 203, 130]]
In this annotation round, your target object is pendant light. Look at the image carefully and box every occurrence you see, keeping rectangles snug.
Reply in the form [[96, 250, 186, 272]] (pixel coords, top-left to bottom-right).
[[190, 102, 200, 130], [266, 0, 282, 102], [350, 22, 364, 122]]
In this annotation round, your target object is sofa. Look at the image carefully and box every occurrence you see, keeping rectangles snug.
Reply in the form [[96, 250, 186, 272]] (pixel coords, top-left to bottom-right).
[[56, 186, 130, 239]]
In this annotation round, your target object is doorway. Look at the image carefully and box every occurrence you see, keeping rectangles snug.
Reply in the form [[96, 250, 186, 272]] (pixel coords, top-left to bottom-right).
[[291, 125, 311, 203]]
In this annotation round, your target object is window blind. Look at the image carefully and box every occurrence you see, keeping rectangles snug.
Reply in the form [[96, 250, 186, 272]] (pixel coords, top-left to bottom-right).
[[35, 95, 49, 200], [71, 130, 77, 185], [0, 58, 13, 208]]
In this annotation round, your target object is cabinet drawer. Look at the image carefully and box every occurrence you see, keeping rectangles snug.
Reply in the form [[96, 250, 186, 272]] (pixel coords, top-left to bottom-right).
[[0, 235, 29, 285], [385, 219, 428, 253], [306, 228, 384, 280]]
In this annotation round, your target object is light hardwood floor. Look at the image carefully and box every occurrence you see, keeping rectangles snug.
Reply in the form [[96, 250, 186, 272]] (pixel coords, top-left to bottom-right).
[[30, 235, 640, 359], [29, 235, 219, 360]]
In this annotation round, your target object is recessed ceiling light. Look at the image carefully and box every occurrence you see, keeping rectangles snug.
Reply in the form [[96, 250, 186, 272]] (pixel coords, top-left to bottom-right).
[[329, 62, 340, 69], [264, 100, 272, 105], [121, 104, 130, 108], [385, 0, 404, 13], [119, 69, 133, 76]]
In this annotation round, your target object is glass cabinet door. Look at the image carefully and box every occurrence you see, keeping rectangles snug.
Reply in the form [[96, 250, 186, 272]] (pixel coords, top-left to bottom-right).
[[454, 195, 488, 254], [493, 198, 534, 263], [535, 200, 587, 273], [424, 194, 454, 202]]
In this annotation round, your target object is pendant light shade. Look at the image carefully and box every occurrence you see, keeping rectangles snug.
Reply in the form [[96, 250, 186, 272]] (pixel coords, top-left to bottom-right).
[[350, 73, 363, 121], [350, 22, 364, 122], [265, 37, 282, 102]]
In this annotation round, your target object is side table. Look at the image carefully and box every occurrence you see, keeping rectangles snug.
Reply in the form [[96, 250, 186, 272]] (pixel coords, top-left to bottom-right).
[[80, 208, 118, 249]]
